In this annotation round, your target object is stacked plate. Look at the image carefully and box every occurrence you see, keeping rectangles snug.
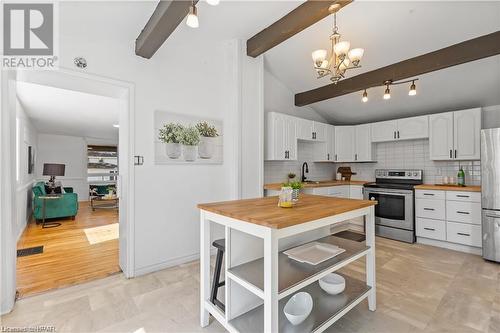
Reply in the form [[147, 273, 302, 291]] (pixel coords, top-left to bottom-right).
[[284, 242, 345, 265]]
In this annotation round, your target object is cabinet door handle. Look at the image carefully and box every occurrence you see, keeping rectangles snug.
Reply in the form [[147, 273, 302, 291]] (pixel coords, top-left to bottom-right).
[[327, 153, 330, 160], [355, 154, 357, 161], [457, 211, 470, 215], [423, 208, 435, 211], [397, 130, 400, 139], [450, 149, 453, 158], [423, 193, 435, 196], [455, 149, 457, 158], [394, 131, 396, 139], [457, 232, 470, 237], [424, 227, 435, 231], [456, 195, 470, 198]]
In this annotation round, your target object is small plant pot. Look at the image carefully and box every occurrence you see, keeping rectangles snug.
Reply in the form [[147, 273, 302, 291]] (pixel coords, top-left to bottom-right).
[[183, 145, 198, 162], [292, 189, 300, 202], [165, 142, 181, 159], [198, 136, 216, 159], [108, 190, 114, 197]]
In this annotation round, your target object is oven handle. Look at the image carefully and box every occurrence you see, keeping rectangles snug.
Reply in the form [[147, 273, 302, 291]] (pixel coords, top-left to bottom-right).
[[366, 191, 410, 197]]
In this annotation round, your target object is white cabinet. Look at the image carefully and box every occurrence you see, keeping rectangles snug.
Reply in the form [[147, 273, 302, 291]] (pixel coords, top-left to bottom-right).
[[313, 125, 335, 162], [371, 120, 397, 142], [265, 112, 297, 161], [334, 126, 355, 162], [397, 115, 429, 140], [355, 124, 373, 162], [371, 116, 429, 142], [454, 108, 481, 160], [313, 122, 327, 142], [415, 189, 482, 251], [430, 108, 481, 160], [296, 118, 314, 141]]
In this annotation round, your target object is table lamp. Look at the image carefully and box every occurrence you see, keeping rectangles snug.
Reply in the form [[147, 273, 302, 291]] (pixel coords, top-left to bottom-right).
[[43, 163, 65, 194]]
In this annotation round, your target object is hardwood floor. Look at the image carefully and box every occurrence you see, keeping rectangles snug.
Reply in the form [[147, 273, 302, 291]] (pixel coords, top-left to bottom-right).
[[16, 201, 120, 298], [4, 236, 499, 332]]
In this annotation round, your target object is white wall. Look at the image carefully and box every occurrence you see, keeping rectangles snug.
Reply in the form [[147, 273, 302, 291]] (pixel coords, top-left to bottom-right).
[[264, 69, 327, 122], [36, 134, 89, 201], [483, 104, 500, 129], [15, 100, 38, 239]]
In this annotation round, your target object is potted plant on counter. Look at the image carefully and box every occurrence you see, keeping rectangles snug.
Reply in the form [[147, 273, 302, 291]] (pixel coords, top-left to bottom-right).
[[180, 125, 201, 161], [196, 121, 219, 159], [283, 181, 303, 202], [159, 123, 184, 159]]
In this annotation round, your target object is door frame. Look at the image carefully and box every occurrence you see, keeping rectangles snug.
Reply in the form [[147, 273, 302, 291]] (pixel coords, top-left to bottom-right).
[[1, 67, 136, 313]]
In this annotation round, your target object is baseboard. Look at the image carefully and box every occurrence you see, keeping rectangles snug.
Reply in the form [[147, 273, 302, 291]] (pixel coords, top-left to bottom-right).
[[417, 237, 482, 255], [134, 248, 217, 277]]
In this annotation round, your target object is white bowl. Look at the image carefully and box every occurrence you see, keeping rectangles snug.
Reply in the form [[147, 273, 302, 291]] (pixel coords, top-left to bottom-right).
[[283, 292, 313, 326], [319, 273, 346, 295]]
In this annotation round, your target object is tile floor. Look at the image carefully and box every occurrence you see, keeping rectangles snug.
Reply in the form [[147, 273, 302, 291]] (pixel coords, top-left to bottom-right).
[[2, 237, 499, 332]]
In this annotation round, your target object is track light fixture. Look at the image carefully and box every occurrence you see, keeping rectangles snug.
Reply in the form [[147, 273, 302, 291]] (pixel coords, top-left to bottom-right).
[[360, 78, 419, 102], [362, 89, 368, 102], [186, 2, 199, 28]]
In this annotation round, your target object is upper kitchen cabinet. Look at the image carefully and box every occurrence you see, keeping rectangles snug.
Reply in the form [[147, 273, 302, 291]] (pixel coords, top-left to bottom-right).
[[265, 112, 297, 161], [371, 120, 397, 142], [313, 125, 335, 162], [313, 121, 327, 142], [397, 115, 429, 140], [296, 118, 314, 140], [371, 116, 429, 142], [335, 126, 355, 162], [355, 124, 374, 162], [430, 108, 481, 160], [454, 108, 481, 160]]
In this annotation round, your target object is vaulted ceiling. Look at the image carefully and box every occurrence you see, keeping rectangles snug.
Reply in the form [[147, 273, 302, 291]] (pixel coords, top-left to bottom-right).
[[264, 1, 500, 124]]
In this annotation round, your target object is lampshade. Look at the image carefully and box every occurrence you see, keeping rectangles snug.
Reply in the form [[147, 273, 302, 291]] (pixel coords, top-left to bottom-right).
[[186, 5, 199, 28], [348, 48, 364, 65], [338, 58, 350, 71], [312, 49, 327, 66], [333, 41, 350, 56], [43, 163, 65, 177], [206, 0, 220, 5]]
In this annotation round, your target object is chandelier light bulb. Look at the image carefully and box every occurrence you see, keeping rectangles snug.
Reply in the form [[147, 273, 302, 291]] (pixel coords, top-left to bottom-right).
[[383, 85, 391, 100], [186, 4, 199, 28], [348, 48, 364, 66], [409, 81, 417, 96], [206, 0, 220, 5], [333, 41, 350, 57], [312, 49, 328, 67], [362, 90, 368, 103]]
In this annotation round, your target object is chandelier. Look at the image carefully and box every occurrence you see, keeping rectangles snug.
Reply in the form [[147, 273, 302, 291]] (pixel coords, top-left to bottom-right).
[[311, 13, 364, 84]]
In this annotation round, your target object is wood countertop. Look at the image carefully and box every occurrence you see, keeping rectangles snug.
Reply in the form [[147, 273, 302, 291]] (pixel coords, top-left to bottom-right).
[[264, 180, 371, 191], [198, 194, 377, 229], [414, 184, 481, 192]]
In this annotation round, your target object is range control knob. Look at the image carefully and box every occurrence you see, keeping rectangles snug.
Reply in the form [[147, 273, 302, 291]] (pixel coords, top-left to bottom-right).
[[413, 172, 419, 177], [370, 197, 376, 201]]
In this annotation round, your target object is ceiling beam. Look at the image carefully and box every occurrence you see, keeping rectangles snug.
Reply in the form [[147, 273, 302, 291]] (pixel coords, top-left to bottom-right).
[[135, 0, 199, 59], [295, 30, 500, 106], [246, 0, 352, 58]]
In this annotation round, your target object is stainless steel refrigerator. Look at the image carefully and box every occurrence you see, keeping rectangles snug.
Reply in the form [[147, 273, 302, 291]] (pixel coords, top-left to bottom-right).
[[481, 128, 500, 262]]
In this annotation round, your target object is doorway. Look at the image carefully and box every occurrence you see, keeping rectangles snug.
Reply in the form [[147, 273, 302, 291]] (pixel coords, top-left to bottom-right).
[[6, 68, 135, 301]]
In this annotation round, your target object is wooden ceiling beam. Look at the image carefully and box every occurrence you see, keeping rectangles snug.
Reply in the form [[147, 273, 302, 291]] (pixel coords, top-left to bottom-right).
[[135, 0, 199, 59], [246, 0, 352, 58], [295, 30, 500, 106]]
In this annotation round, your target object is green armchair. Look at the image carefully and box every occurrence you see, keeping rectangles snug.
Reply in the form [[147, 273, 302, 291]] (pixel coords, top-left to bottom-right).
[[32, 181, 79, 221]]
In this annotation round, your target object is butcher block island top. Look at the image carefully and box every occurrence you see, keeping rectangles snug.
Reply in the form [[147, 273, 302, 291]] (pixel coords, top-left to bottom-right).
[[197, 194, 377, 229], [264, 180, 370, 191]]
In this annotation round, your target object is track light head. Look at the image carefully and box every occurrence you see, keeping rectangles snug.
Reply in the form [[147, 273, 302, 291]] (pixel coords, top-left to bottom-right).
[[409, 80, 417, 96], [362, 89, 368, 102]]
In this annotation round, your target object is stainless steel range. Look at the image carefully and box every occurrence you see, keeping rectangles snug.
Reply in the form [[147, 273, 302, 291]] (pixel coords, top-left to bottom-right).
[[363, 169, 423, 243]]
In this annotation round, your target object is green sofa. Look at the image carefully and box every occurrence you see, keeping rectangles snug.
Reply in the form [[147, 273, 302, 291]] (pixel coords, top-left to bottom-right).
[[32, 181, 79, 221]]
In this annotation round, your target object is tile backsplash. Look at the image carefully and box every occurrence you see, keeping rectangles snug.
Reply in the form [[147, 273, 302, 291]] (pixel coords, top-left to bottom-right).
[[265, 139, 481, 186]]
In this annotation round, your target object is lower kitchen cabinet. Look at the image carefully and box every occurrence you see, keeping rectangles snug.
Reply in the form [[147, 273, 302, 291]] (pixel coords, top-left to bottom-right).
[[415, 189, 482, 253]]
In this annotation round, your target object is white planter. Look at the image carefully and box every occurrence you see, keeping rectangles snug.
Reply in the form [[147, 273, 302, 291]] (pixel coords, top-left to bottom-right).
[[198, 136, 216, 159], [182, 145, 198, 161], [165, 142, 181, 159]]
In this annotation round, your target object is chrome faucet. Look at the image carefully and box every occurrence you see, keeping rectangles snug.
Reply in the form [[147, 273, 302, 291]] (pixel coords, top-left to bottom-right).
[[301, 162, 309, 182]]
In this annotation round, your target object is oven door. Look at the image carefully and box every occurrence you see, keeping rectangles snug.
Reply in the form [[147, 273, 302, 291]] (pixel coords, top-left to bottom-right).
[[364, 188, 414, 230]]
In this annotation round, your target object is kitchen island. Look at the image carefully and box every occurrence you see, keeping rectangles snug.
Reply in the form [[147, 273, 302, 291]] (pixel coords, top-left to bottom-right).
[[198, 194, 377, 333]]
